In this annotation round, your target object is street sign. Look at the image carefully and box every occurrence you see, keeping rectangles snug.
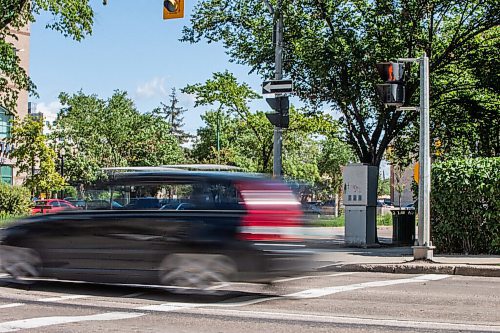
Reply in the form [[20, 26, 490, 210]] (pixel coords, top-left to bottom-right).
[[262, 79, 293, 94]]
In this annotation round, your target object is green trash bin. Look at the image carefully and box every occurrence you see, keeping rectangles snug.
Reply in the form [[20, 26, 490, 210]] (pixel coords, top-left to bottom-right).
[[391, 208, 416, 245]]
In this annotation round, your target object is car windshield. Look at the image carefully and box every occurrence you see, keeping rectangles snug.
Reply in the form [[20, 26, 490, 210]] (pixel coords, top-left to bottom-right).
[[34, 201, 49, 206]]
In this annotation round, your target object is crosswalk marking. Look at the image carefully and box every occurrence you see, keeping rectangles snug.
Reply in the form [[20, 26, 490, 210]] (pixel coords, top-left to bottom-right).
[[0, 312, 144, 333]]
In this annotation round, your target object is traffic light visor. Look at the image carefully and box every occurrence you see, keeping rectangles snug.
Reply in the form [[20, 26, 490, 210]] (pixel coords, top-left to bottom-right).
[[376, 62, 405, 82]]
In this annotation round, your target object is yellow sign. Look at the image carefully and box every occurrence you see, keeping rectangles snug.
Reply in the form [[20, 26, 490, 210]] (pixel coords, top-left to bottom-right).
[[163, 0, 184, 19], [413, 162, 419, 184]]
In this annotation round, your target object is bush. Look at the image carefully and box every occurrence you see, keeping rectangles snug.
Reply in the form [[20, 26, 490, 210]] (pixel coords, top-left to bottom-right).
[[431, 158, 500, 254], [0, 182, 32, 218]]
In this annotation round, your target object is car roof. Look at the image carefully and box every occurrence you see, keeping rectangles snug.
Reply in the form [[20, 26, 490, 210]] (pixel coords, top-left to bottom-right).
[[100, 170, 269, 185]]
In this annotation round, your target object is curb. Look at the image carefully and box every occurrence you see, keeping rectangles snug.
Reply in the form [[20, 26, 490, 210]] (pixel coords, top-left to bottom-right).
[[319, 261, 500, 278]]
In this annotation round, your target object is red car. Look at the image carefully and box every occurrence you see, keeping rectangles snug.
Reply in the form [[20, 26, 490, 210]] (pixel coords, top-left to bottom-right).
[[32, 199, 78, 215]]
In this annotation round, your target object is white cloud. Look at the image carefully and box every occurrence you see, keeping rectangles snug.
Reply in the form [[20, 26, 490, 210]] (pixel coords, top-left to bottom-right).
[[35, 100, 62, 125], [135, 77, 168, 99]]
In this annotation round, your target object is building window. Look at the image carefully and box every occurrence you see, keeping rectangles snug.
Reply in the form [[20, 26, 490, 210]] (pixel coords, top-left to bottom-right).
[[0, 107, 13, 139], [1, 166, 13, 185]]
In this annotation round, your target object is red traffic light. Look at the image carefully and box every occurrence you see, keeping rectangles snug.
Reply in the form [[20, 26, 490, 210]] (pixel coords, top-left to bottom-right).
[[376, 62, 405, 82]]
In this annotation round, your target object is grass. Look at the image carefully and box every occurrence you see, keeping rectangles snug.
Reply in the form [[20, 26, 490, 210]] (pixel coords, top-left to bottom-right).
[[0, 214, 27, 227], [314, 213, 394, 227]]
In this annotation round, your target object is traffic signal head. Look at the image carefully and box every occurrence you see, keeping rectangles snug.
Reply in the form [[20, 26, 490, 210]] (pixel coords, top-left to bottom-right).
[[376, 62, 405, 83], [163, 0, 184, 19], [376, 61, 405, 106], [376, 84, 405, 106], [265, 96, 290, 128]]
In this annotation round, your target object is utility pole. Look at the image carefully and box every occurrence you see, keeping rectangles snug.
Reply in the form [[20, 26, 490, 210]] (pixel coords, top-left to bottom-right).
[[272, 0, 283, 177]]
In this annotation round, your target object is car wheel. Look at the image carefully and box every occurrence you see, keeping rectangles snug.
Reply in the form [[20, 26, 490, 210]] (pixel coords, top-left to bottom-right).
[[1, 246, 41, 279], [158, 253, 236, 293]]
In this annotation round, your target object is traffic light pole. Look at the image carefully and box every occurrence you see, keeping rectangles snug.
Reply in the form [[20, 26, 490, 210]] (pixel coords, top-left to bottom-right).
[[272, 0, 283, 177], [397, 53, 434, 260], [414, 53, 434, 260]]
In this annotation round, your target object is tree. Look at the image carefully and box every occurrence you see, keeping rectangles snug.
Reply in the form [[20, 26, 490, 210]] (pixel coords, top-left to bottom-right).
[[185, 71, 340, 176], [9, 115, 65, 196], [154, 88, 192, 145], [53, 90, 186, 184], [182, 0, 499, 167], [1, 0, 95, 112]]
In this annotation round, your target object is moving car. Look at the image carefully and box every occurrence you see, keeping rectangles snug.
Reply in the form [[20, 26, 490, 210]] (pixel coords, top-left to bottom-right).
[[0, 170, 310, 291], [31, 199, 78, 215]]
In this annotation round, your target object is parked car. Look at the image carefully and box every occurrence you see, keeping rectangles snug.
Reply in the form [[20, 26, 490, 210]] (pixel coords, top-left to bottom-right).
[[1, 170, 310, 292], [85, 200, 123, 210], [301, 202, 322, 217], [31, 199, 78, 215]]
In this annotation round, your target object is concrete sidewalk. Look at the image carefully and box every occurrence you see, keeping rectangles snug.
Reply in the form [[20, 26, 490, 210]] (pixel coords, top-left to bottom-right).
[[303, 226, 500, 277]]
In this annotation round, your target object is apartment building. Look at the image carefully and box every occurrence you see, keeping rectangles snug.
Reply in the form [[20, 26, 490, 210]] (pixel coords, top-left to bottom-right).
[[1, 24, 30, 185]]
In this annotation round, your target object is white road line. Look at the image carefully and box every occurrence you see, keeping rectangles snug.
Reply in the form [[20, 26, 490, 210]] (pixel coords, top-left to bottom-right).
[[0, 304, 24, 309], [286, 274, 449, 299], [37, 295, 90, 302], [0, 312, 144, 333], [138, 274, 450, 311], [273, 272, 354, 283], [173, 307, 500, 332]]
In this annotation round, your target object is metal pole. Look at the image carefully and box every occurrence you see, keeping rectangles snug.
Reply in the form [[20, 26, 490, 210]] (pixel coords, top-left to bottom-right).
[[414, 53, 434, 260], [272, 0, 283, 177]]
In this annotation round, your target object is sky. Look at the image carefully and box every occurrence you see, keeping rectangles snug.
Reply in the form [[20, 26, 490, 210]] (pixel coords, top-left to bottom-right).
[[30, 0, 274, 133]]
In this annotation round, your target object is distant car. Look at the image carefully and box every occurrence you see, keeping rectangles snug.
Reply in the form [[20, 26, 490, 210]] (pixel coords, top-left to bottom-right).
[[301, 202, 322, 217], [123, 197, 162, 209], [86, 200, 123, 210], [31, 199, 78, 215], [66, 199, 87, 209]]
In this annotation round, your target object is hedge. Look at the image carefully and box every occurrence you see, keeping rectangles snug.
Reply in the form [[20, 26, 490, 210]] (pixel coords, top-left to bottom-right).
[[431, 158, 500, 254], [0, 182, 32, 219]]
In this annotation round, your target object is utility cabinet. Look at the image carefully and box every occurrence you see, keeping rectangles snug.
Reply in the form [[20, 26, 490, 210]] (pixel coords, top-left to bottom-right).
[[343, 164, 378, 246]]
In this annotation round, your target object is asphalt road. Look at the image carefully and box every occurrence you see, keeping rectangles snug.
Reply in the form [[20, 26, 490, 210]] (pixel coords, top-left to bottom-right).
[[0, 272, 498, 333]]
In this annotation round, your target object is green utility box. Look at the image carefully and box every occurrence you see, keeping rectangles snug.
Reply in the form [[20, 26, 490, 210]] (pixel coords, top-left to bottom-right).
[[391, 208, 416, 245]]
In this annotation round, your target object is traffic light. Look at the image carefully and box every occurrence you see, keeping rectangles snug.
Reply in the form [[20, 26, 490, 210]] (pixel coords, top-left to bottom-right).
[[265, 96, 289, 128], [376, 62, 405, 106], [163, 0, 184, 19]]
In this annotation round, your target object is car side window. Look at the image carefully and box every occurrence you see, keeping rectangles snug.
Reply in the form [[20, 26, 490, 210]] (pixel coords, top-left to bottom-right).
[[51, 201, 60, 207]]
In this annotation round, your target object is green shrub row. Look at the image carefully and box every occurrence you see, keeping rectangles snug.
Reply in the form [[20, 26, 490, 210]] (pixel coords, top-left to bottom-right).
[[0, 182, 32, 218], [431, 157, 500, 254]]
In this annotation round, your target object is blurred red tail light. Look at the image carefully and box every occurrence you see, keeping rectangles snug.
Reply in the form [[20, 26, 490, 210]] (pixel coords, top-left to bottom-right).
[[235, 181, 303, 242]]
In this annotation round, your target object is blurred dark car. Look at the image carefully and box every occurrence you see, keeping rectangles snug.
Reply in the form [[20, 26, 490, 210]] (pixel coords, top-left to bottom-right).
[[0, 170, 310, 291]]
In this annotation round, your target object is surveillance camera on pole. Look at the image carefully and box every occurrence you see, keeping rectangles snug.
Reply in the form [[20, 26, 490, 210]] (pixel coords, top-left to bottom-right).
[[376, 62, 405, 107]]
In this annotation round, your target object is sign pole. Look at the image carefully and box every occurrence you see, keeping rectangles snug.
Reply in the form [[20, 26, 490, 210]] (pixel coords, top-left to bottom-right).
[[272, 0, 283, 178]]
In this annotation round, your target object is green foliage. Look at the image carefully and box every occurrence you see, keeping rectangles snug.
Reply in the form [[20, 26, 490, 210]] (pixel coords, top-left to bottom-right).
[[431, 158, 500, 254], [53, 91, 187, 184], [183, 0, 499, 166], [9, 116, 65, 195], [0, 182, 32, 217], [378, 178, 390, 197], [185, 71, 340, 180], [1, 0, 95, 112]]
